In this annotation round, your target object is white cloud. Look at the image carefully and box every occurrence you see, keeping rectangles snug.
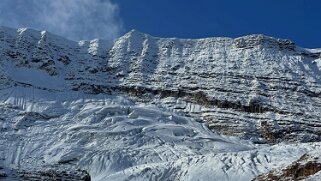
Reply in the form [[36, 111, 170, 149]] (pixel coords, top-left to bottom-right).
[[0, 0, 123, 41]]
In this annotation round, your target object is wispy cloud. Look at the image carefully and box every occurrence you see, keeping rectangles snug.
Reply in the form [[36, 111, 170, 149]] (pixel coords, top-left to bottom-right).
[[0, 0, 123, 41]]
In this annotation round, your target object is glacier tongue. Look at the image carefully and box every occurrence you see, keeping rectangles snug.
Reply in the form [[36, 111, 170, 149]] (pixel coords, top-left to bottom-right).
[[1, 26, 321, 180]]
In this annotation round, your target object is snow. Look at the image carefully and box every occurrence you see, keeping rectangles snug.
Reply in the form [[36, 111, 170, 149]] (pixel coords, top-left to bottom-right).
[[0, 88, 252, 180], [305, 48, 321, 54], [0, 26, 321, 180], [5, 65, 66, 90], [1, 86, 320, 181], [304, 171, 321, 181]]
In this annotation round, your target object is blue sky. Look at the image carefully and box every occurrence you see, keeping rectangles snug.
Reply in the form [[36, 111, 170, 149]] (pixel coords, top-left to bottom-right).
[[114, 0, 320, 48], [0, 0, 320, 48]]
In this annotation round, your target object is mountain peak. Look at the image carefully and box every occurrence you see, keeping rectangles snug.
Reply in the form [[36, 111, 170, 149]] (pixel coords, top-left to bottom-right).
[[234, 34, 296, 50], [125, 29, 147, 37]]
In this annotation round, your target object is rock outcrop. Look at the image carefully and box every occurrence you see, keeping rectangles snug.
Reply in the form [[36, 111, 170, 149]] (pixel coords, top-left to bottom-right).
[[254, 153, 321, 181]]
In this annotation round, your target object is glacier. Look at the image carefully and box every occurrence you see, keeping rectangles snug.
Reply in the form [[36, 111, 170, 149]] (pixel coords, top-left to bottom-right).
[[0, 26, 321, 180]]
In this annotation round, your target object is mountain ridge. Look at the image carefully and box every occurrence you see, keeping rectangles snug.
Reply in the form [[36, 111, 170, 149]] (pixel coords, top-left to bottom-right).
[[1, 26, 321, 143], [1, 26, 321, 180]]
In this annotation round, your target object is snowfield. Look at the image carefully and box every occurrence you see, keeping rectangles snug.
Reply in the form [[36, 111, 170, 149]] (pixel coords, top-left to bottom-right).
[[0, 26, 321, 180]]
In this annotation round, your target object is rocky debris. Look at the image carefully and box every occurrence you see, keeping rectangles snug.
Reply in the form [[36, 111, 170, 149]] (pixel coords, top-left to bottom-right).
[[14, 112, 52, 129], [39, 59, 58, 76], [0, 171, 7, 178], [17, 169, 91, 181], [253, 153, 321, 181], [57, 55, 71, 65], [0, 162, 90, 181]]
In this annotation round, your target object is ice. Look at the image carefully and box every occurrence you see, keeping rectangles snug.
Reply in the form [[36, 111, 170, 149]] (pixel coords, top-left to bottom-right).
[[1, 86, 320, 180], [0, 89, 254, 180], [0, 26, 321, 180]]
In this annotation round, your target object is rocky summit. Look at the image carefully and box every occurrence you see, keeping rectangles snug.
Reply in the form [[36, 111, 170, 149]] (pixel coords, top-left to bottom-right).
[[1, 26, 321, 180]]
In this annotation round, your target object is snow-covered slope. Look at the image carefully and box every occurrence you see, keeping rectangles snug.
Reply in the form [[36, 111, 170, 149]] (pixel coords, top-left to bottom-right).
[[1, 26, 321, 180], [106, 30, 321, 143]]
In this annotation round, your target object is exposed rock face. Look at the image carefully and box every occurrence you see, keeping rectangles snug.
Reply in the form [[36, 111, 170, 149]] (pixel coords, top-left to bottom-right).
[[253, 153, 321, 181], [1, 26, 321, 180], [0, 164, 90, 181], [107, 31, 321, 143], [17, 169, 91, 181], [1, 26, 320, 144]]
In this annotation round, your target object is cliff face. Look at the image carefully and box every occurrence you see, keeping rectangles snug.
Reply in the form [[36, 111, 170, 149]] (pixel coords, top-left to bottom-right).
[[106, 30, 321, 143], [2, 26, 320, 143], [1, 26, 321, 180]]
